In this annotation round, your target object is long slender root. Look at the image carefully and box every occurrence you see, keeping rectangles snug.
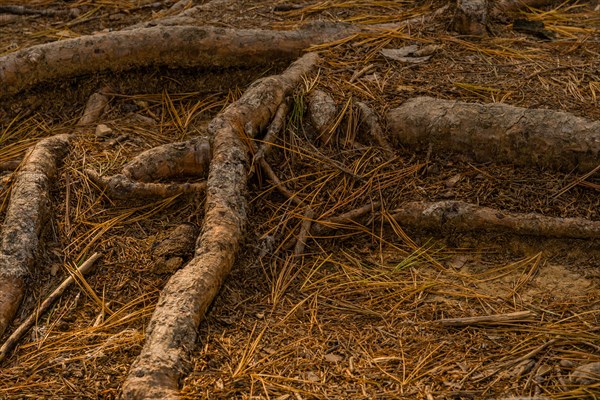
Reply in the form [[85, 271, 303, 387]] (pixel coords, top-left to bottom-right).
[[86, 170, 207, 200], [391, 200, 600, 239]]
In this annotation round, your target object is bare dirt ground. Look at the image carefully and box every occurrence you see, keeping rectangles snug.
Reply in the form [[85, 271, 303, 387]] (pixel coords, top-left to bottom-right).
[[0, 1, 599, 399]]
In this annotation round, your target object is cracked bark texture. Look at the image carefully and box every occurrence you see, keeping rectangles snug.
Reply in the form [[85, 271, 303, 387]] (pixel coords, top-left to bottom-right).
[[0, 134, 71, 338], [391, 200, 600, 239], [0, 23, 353, 96], [387, 97, 600, 173], [121, 52, 319, 400]]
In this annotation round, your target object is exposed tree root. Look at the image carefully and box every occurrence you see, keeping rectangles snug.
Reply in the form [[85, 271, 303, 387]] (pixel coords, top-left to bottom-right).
[[253, 100, 289, 163], [453, 0, 488, 36], [86, 170, 207, 200], [0, 23, 354, 96], [453, 0, 564, 35], [85, 137, 211, 200], [307, 89, 338, 144], [0, 134, 72, 338], [122, 138, 211, 182], [0, 5, 79, 17], [387, 96, 600, 173], [390, 200, 600, 239], [355, 101, 394, 155], [0, 89, 107, 339], [0, 160, 21, 173], [294, 208, 315, 256], [121, 52, 319, 400]]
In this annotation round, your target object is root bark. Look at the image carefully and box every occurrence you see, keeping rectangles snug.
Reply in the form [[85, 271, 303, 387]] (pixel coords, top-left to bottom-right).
[[121, 52, 319, 399], [387, 96, 600, 173], [0, 23, 352, 96], [391, 200, 600, 239], [0, 134, 71, 338]]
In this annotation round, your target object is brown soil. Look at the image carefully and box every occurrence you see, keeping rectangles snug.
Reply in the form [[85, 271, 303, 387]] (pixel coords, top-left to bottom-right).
[[0, 1, 599, 399]]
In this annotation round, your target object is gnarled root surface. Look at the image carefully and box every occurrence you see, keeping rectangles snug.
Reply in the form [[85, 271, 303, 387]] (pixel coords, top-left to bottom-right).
[[387, 96, 600, 173], [0, 23, 352, 96], [120, 52, 319, 400], [391, 201, 600, 239], [0, 134, 71, 338]]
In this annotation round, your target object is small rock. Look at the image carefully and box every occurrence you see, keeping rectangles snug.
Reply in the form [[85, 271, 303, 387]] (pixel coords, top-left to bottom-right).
[[324, 353, 343, 363], [152, 256, 183, 274], [95, 124, 112, 137], [447, 255, 468, 270], [445, 173, 462, 188], [305, 371, 320, 382], [570, 361, 600, 385], [559, 359, 576, 368]]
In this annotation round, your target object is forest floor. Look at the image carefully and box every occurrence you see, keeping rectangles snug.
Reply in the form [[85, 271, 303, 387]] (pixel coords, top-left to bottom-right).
[[0, 1, 599, 399]]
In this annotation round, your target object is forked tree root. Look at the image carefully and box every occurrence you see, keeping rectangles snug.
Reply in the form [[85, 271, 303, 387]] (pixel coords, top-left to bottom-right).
[[387, 96, 600, 173], [0, 134, 72, 338], [390, 200, 600, 239], [121, 52, 319, 399], [87, 137, 211, 199]]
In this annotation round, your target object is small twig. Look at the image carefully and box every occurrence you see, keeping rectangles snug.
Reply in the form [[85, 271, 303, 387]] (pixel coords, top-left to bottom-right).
[[552, 163, 600, 199], [284, 201, 381, 251], [474, 339, 558, 382], [349, 64, 375, 84], [313, 201, 381, 234], [258, 158, 304, 206], [0, 159, 21, 172], [526, 64, 590, 80], [0, 253, 102, 364], [0, 5, 77, 17], [253, 100, 290, 163], [294, 207, 315, 256], [436, 310, 535, 327]]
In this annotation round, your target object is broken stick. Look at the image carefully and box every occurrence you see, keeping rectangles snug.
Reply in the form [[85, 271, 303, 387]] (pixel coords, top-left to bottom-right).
[[0, 252, 101, 364], [436, 310, 535, 327]]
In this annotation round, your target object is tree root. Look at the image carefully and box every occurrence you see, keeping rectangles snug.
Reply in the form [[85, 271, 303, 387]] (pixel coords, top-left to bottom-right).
[[390, 200, 600, 239], [121, 52, 319, 400], [86, 170, 207, 200], [356, 101, 394, 155], [387, 96, 600, 173], [307, 89, 338, 144], [0, 23, 354, 96], [0, 134, 72, 338], [122, 138, 211, 182], [453, 0, 564, 35], [0, 89, 108, 339]]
